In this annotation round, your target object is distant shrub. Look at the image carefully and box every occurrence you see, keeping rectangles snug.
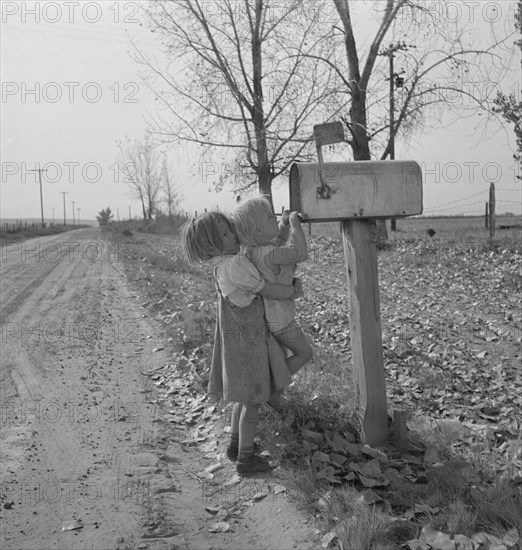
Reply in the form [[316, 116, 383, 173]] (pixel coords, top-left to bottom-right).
[[96, 207, 114, 227], [139, 213, 190, 235]]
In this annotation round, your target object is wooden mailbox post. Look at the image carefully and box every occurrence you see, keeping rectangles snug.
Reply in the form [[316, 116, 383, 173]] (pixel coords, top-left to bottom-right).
[[289, 123, 423, 445]]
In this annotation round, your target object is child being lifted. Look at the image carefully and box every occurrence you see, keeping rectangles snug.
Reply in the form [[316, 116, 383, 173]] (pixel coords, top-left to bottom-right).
[[234, 196, 312, 376]]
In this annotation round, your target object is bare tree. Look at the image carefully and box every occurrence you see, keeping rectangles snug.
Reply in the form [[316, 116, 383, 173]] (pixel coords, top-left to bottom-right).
[[493, 0, 521, 177], [137, 0, 345, 201], [303, 0, 515, 242], [160, 157, 182, 216], [117, 137, 163, 220], [325, 0, 515, 161]]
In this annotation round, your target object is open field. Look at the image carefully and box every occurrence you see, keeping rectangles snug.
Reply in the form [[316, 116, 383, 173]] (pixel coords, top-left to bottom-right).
[[101, 214, 521, 548], [309, 214, 522, 240]]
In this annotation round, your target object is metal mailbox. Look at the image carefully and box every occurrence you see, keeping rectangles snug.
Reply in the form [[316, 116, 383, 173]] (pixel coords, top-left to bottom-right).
[[289, 160, 423, 222]]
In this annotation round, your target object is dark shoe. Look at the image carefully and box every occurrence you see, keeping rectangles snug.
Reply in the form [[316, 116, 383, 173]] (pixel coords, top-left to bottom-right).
[[226, 441, 261, 462], [226, 445, 239, 462], [236, 455, 272, 476]]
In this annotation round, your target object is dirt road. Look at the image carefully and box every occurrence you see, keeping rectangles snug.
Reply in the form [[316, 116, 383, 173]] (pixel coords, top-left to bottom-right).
[[0, 229, 318, 550]]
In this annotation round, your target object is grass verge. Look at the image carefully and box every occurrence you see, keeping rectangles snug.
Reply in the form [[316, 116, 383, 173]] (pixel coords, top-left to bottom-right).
[[103, 217, 521, 549]]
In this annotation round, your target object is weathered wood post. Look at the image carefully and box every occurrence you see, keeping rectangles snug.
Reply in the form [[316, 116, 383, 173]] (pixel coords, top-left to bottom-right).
[[289, 122, 423, 445], [341, 219, 388, 443], [485, 202, 489, 229]]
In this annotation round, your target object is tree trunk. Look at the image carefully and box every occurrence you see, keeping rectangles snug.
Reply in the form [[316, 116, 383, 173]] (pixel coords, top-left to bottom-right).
[[258, 165, 273, 200], [335, 0, 388, 246], [138, 189, 147, 221], [251, 0, 273, 205], [350, 86, 372, 161], [350, 85, 388, 246]]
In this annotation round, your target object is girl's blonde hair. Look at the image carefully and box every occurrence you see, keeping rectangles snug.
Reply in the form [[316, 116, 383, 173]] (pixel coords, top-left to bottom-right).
[[181, 211, 234, 264], [234, 196, 272, 245]]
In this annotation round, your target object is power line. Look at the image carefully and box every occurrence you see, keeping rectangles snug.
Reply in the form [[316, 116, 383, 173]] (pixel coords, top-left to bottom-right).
[[423, 200, 521, 215], [424, 201, 484, 214], [423, 188, 521, 213], [424, 189, 489, 211], [423, 200, 486, 213], [4, 19, 160, 46]]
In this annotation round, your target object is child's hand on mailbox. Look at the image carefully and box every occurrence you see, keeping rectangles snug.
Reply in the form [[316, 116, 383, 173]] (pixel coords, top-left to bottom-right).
[[281, 210, 291, 227], [289, 211, 302, 227], [291, 277, 304, 299]]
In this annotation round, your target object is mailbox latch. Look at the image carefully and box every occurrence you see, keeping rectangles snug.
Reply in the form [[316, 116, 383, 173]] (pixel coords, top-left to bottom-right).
[[316, 182, 332, 199]]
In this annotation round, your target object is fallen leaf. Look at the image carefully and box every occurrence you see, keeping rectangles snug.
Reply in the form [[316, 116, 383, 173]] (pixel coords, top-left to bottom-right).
[[329, 452, 347, 466], [225, 474, 242, 486], [271, 484, 286, 495], [359, 474, 389, 488], [321, 530, 338, 548], [61, 519, 83, 532], [421, 524, 455, 550], [453, 534, 474, 550], [205, 463, 223, 474], [302, 428, 324, 444], [403, 538, 431, 550], [208, 521, 230, 533]]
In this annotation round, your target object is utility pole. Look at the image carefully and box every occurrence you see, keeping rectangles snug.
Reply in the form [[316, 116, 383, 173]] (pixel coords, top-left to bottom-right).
[[389, 48, 396, 163], [71, 201, 76, 225], [128, 205, 131, 220], [380, 43, 407, 233], [28, 167, 48, 227], [60, 192, 68, 225], [389, 46, 398, 232]]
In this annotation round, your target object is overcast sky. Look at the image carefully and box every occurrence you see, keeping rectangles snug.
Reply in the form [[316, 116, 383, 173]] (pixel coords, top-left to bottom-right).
[[1, 0, 520, 222]]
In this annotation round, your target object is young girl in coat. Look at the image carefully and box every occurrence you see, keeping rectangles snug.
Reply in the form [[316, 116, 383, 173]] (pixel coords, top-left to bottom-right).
[[181, 211, 301, 475], [233, 196, 312, 376]]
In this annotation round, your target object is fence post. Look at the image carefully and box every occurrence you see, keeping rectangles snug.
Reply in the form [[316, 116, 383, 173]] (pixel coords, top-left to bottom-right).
[[489, 183, 495, 241]]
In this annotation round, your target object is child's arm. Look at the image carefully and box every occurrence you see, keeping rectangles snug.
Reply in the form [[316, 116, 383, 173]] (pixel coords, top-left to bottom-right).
[[258, 278, 303, 300], [271, 211, 291, 246], [225, 253, 300, 302], [270, 212, 308, 265], [258, 282, 293, 300]]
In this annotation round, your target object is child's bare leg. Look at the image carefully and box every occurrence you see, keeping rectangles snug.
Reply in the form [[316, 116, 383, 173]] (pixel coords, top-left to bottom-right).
[[238, 403, 258, 460], [237, 403, 271, 475], [274, 320, 312, 375], [226, 402, 242, 461]]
